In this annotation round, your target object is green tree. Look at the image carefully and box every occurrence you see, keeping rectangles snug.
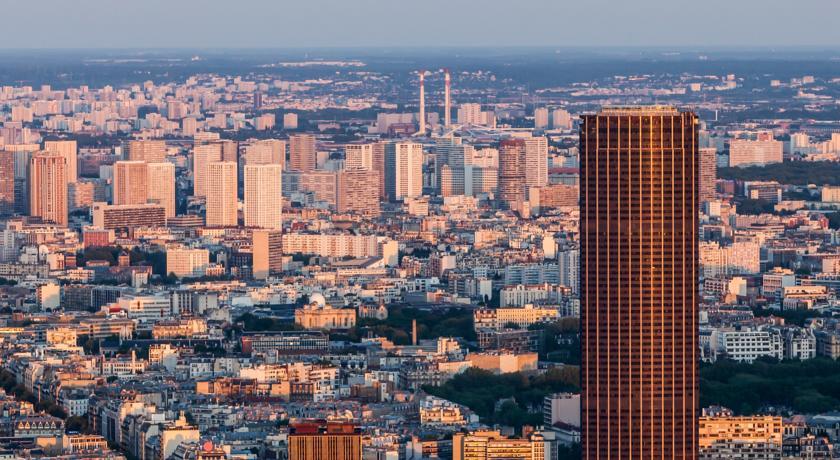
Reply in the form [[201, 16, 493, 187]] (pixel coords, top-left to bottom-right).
[[719, 161, 840, 186], [827, 212, 840, 230], [736, 198, 775, 215], [423, 366, 580, 430], [65, 416, 90, 433]]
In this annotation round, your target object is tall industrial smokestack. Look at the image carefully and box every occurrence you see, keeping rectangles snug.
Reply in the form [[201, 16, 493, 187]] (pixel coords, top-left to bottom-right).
[[418, 71, 426, 135], [444, 69, 451, 128]]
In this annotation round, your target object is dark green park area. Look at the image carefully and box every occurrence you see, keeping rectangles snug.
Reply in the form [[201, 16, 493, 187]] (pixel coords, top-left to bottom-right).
[[423, 367, 579, 429], [424, 357, 840, 435], [699, 357, 840, 415], [718, 161, 840, 186]]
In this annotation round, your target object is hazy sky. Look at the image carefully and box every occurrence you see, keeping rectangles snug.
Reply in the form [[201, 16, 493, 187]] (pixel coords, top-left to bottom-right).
[[4, 0, 840, 49]]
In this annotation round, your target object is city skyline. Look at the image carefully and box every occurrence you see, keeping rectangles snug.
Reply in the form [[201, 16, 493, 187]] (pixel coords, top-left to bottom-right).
[[1, 16, 840, 459]]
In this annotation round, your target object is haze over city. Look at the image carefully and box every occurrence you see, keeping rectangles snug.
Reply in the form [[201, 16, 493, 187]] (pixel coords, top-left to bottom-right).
[[3, 0, 840, 48]]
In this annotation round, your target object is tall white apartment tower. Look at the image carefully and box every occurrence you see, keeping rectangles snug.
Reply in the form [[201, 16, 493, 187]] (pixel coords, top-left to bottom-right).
[[146, 162, 176, 218], [205, 162, 238, 227], [29, 151, 68, 227], [384, 142, 423, 201], [524, 136, 549, 188], [244, 164, 283, 229], [243, 139, 286, 167], [127, 140, 167, 163], [113, 161, 148, 206], [345, 144, 374, 170], [534, 107, 549, 129], [43, 140, 78, 183], [193, 143, 222, 197]]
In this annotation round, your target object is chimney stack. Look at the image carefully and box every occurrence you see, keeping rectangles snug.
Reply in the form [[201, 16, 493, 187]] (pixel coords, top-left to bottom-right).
[[412, 319, 418, 346], [418, 71, 426, 135], [444, 69, 451, 128]]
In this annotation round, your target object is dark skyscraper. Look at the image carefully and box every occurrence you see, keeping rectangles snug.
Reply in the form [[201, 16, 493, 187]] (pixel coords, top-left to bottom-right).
[[497, 138, 526, 211], [0, 151, 14, 215], [580, 107, 698, 459], [699, 147, 717, 206]]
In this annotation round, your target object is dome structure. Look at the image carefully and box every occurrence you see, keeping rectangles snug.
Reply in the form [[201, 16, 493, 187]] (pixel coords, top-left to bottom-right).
[[309, 292, 327, 308]]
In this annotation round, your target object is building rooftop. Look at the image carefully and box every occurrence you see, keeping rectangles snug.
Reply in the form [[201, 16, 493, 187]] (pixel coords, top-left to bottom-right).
[[597, 105, 682, 116]]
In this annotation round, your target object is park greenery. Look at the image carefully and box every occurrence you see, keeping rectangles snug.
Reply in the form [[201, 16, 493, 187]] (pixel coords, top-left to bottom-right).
[[0, 370, 66, 419], [423, 367, 580, 431], [235, 306, 476, 344], [422, 356, 840, 435], [529, 317, 580, 364], [718, 161, 840, 186], [235, 313, 303, 332], [827, 212, 840, 230], [700, 358, 840, 415], [734, 198, 776, 215], [342, 305, 477, 345], [76, 246, 167, 275], [751, 306, 828, 327]]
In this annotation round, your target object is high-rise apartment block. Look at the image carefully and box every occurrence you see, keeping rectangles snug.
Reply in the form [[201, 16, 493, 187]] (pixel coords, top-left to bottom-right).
[[127, 140, 167, 163], [524, 136, 548, 189], [218, 139, 239, 163], [206, 162, 238, 227], [384, 142, 423, 202], [498, 139, 526, 211], [283, 113, 299, 130], [699, 147, 717, 205], [457, 103, 495, 127], [552, 108, 573, 130], [29, 151, 68, 226], [289, 134, 316, 172], [113, 161, 148, 206], [243, 139, 285, 167], [344, 144, 374, 171], [146, 162, 176, 218], [372, 142, 386, 199], [193, 143, 222, 198], [436, 137, 471, 196], [43, 140, 77, 183], [337, 169, 380, 215], [252, 229, 283, 280], [244, 164, 282, 229], [534, 107, 549, 129], [0, 151, 14, 215], [283, 171, 338, 207]]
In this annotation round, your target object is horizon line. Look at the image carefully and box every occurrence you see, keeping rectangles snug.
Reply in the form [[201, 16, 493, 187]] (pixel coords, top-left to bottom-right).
[[2, 45, 840, 52]]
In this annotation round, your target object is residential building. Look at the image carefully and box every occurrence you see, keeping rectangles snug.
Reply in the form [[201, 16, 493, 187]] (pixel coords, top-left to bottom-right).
[[205, 162, 237, 227], [289, 134, 316, 172], [244, 164, 282, 229], [166, 247, 210, 278], [384, 142, 423, 201], [29, 151, 68, 226]]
